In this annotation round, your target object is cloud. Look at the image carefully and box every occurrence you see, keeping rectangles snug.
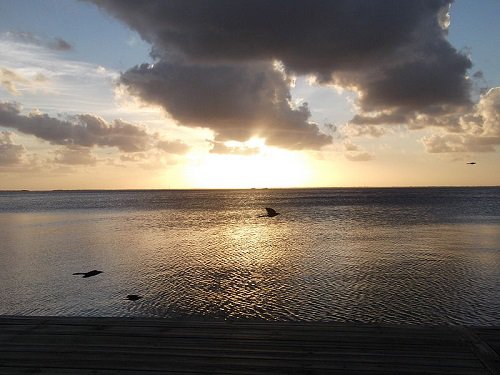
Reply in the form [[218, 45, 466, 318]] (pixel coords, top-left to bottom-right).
[[345, 152, 373, 162], [347, 45, 472, 116], [0, 102, 153, 152], [53, 146, 97, 165], [0, 101, 193, 160], [209, 141, 260, 156], [0, 131, 25, 166], [421, 87, 500, 153], [48, 38, 73, 51], [117, 150, 180, 170], [4, 31, 73, 51], [343, 123, 387, 138], [156, 139, 189, 154], [0, 67, 51, 96], [89, 1, 449, 72], [0, 68, 28, 95], [0, 35, 128, 118], [343, 140, 373, 161], [90, 0, 470, 134], [422, 133, 498, 153], [120, 60, 332, 149], [119, 153, 147, 162]]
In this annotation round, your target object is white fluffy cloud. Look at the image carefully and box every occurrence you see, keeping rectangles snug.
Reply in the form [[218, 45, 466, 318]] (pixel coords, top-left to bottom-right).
[[343, 140, 373, 161], [422, 88, 500, 153], [0, 131, 25, 166]]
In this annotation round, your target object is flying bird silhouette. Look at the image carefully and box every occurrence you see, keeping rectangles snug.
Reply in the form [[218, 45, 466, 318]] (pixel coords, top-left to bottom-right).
[[260, 207, 279, 217], [466, 162, 476, 165], [126, 295, 142, 301], [72, 270, 103, 278]]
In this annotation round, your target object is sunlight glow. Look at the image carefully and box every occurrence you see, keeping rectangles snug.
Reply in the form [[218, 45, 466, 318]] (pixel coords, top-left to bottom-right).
[[185, 141, 312, 189]]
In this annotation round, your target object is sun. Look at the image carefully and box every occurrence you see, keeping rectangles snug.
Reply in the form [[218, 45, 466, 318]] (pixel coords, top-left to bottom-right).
[[185, 139, 312, 189]]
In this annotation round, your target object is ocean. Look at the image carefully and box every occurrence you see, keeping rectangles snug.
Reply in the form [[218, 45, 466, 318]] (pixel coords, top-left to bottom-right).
[[0, 187, 499, 325]]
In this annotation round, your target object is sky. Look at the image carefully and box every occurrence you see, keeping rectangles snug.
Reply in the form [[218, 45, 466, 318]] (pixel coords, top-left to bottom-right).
[[0, 0, 499, 190]]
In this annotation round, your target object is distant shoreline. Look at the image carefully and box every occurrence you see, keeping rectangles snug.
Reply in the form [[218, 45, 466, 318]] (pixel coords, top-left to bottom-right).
[[1, 185, 499, 193]]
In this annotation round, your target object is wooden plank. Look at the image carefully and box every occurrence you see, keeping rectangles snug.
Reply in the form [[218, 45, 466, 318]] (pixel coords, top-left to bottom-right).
[[0, 332, 479, 355], [0, 345, 486, 368], [0, 357, 491, 374], [458, 327, 500, 375], [0, 355, 491, 375], [1, 339, 479, 359], [0, 367, 183, 375], [0, 317, 464, 336], [0, 317, 498, 375], [0, 367, 390, 375], [0, 323, 468, 343], [0, 341, 486, 366], [1, 336, 470, 356], [0, 328, 477, 353], [0, 318, 462, 340], [0, 368, 489, 375], [0, 318, 430, 334]]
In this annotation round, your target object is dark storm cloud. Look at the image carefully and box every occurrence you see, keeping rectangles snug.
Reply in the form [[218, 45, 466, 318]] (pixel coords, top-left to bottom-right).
[[89, 0, 472, 148], [90, 0, 447, 73], [355, 47, 472, 112], [345, 41, 472, 127], [121, 61, 331, 149], [0, 102, 151, 152]]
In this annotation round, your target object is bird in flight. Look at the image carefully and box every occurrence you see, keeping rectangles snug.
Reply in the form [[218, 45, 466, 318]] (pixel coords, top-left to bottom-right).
[[263, 207, 280, 217], [466, 162, 476, 165], [126, 295, 142, 301], [72, 270, 103, 278]]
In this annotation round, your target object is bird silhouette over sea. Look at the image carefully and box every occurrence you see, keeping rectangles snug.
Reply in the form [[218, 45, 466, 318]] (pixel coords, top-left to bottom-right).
[[259, 207, 280, 217], [72, 270, 103, 278], [467, 162, 476, 165], [126, 295, 142, 301]]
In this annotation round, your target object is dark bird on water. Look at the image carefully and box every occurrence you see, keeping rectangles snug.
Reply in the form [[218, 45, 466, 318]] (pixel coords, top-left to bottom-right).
[[260, 207, 279, 217], [467, 162, 476, 165], [126, 295, 142, 301], [72, 270, 103, 278]]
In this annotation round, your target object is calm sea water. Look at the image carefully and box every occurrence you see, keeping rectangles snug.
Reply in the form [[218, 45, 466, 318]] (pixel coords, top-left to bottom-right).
[[0, 188, 499, 325]]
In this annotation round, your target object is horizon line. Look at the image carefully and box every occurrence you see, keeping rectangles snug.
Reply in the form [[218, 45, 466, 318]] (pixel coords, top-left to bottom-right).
[[1, 185, 499, 193]]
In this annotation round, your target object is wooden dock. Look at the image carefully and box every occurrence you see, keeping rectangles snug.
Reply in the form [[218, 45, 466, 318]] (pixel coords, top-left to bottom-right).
[[1, 316, 500, 374]]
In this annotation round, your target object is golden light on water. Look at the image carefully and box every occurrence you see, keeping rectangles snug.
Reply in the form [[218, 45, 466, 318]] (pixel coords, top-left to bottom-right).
[[185, 139, 312, 189]]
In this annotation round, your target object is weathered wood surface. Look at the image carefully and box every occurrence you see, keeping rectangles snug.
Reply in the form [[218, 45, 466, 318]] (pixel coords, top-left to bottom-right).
[[1, 316, 500, 374]]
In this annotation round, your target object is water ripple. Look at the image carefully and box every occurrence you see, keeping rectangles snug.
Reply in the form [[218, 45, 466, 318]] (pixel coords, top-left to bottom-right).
[[0, 188, 499, 324]]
